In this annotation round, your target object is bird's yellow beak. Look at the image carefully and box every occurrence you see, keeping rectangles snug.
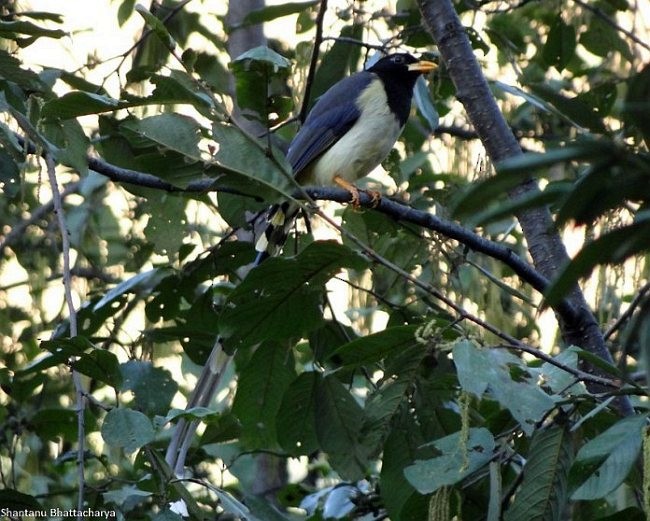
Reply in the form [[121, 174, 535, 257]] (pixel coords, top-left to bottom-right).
[[408, 60, 437, 74]]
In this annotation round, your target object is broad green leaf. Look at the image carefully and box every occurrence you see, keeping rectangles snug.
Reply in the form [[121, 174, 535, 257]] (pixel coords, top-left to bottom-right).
[[545, 213, 650, 305], [451, 140, 615, 219], [329, 324, 421, 367], [219, 241, 367, 349], [117, 0, 136, 26], [0, 49, 46, 91], [101, 408, 155, 453], [0, 490, 43, 509], [453, 340, 555, 435], [276, 371, 320, 455], [239, 1, 319, 27], [414, 76, 439, 131], [543, 17, 576, 71], [71, 349, 122, 388], [580, 17, 632, 61], [527, 83, 606, 133], [315, 374, 368, 480], [232, 343, 297, 448], [623, 63, 650, 147], [380, 418, 430, 520], [211, 122, 296, 200], [120, 360, 178, 415], [20, 336, 93, 374], [361, 379, 411, 456], [30, 408, 83, 442], [404, 428, 495, 494], [229, 46, 292, 124], [41, 119, 89, 175], [0, 149, 22, 197], [504, 425, 573, 521], [571, 415, 647, 500], [122, 113, 201, 160], [42, 91, 121, 119], [309, 24, 363, 105]]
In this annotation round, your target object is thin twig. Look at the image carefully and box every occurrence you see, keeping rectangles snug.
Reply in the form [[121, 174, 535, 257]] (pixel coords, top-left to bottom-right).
[[299, 0, 328, 123], [0, 181, 80, 255], [572, 0, 650, 53], [44, 155, 85, 518], [605, 282, 650, 340], [315, 209, 620, 390]]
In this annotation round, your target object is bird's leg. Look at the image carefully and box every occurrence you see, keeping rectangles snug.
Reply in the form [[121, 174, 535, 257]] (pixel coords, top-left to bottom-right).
[[333, 176, 382, 208], [333, 175, 361, 207]]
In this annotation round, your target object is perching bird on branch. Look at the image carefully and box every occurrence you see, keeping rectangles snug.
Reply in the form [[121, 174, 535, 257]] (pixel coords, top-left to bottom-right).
[[254, 53, 436, 264]]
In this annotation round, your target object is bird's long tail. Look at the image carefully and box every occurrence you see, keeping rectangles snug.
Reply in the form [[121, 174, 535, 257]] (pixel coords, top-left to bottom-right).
[[253, 200, 302, 266]]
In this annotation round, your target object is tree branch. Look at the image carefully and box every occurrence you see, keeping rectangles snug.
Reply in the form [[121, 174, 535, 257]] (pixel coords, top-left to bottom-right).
[[44, 154, 86, 518], [299, 0, 328, 123], [416, 0, 632, 414]]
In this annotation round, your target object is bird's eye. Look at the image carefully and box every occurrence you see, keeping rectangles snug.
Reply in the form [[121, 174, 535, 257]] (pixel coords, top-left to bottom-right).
[[393, 55, 404, 64]]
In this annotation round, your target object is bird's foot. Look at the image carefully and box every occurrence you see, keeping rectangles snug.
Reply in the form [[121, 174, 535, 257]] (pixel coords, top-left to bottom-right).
[[364, 189, 381, 208], [334, 175, 361, 208]]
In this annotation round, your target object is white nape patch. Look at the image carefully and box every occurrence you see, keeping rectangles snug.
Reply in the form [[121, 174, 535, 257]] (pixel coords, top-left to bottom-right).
[[304, 78, 402, 186]]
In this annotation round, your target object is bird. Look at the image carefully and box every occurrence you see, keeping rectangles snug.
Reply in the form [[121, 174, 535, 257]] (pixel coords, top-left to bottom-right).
[[254, 52, 437, 264]]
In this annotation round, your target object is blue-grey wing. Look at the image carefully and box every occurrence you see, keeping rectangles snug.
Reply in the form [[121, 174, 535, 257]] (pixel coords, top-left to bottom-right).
[[287, 72, 373, 176]]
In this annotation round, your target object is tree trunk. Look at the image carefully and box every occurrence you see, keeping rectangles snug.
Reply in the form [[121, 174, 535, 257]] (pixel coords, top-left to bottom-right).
[[416, 0, 632, 415]]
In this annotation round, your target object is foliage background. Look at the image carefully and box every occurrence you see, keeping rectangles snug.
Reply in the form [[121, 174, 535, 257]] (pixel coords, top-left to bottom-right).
[[1, 0, 650, 519]]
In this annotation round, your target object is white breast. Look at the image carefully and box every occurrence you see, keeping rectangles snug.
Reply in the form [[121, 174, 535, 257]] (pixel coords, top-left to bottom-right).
[[304, 79, 403, 186]]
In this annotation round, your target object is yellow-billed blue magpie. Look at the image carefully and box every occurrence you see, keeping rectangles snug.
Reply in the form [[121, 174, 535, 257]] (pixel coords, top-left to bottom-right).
[[254, 53, 436, 264]]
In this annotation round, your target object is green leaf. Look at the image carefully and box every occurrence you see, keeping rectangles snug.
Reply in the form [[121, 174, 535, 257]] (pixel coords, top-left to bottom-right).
[[571, 415, 647, 500], [21, 336, 93, 374], [580, 17, 632, 61], [135, 3, 176, 49], [453, 340, 555, 435], [504, 425, 573, 521], [30, 408, 82, 442], [211, 122, 296, 200], [0, 149, 21, 197], [0, 20, 66, 39], [93, 268, 171, 312], [315, 374, 368, 480], [117, 0, 137, 26], [120, 360, 178, 415], [309, 24, 363, 105], [72, 349, 123, 388], [164, 407, 218, 424], [238, 1, 319, 27], [527, 83, 607, 133], [623, 63, 650, 147], [122, 113, 201, 159], [0, 49, 47, 91], [330, 324, 420, 367], [404, 428, 495, 494], [219, 241, 367, 349], [542, 17, 576, 71], [0, 490, 43, 509], [229, 46, 293, 124], [276, 371, 320, 455], [41, 119, 89, 175], [101, 408, 155, 453], [545, 213, 650, 305], [232, 343, 297, 448], [42, 91, 121, 119]]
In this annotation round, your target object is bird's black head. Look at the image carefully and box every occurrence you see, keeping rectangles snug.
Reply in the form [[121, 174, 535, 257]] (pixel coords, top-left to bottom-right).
[[366, 53, 436, 126], [367, 53, 435, 85]]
